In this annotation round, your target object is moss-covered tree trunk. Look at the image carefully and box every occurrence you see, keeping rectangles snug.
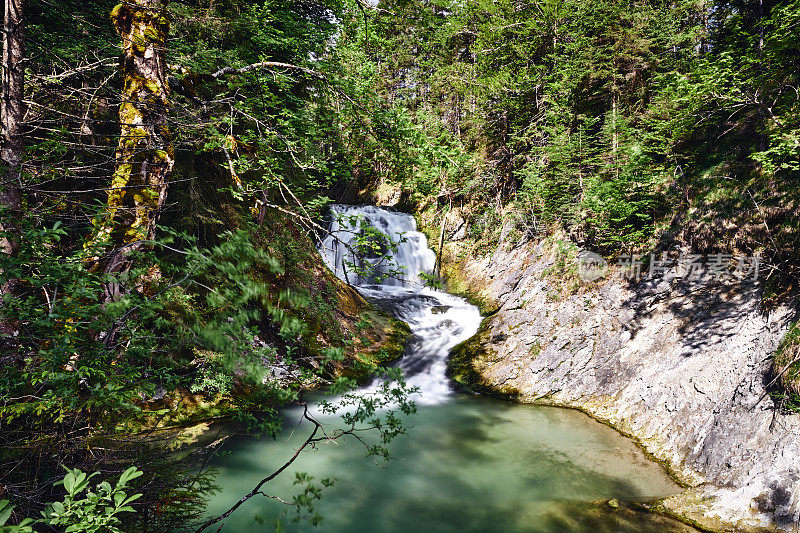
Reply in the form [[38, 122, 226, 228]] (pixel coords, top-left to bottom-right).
[[90, 0, 173, 291]]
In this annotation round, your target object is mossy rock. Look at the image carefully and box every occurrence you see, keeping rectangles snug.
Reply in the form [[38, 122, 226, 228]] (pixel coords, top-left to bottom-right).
[[338, 300, 412, 382], [446, 319, 517, 399], [441, 263, 500, 316], [429, 240, 499, 315]]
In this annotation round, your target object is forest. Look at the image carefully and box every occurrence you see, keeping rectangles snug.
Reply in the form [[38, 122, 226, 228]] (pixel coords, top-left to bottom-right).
[[0, 0, 798, 531]]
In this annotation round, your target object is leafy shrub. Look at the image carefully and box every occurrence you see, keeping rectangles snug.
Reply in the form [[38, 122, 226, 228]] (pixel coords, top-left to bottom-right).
[[0, 467, 142, 533]]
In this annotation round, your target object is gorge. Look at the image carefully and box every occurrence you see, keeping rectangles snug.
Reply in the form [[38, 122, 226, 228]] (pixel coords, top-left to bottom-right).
[[3, 1, 799, 531], [205, 205, 698, 532]]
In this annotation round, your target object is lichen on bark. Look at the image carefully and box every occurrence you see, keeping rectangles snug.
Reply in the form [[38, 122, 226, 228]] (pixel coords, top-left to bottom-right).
[[88, 0, 174, 273]]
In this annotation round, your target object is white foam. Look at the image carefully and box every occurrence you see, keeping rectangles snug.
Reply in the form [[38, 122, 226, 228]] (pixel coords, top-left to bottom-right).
[[317, 206, 482, 408]]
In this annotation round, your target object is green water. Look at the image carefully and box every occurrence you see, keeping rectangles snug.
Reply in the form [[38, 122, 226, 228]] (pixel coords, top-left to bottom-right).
[[205, 395, 695, 532]]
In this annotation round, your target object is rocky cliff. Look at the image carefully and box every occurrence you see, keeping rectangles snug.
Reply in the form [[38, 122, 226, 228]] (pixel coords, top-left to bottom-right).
[[444, 235, 800, 532]]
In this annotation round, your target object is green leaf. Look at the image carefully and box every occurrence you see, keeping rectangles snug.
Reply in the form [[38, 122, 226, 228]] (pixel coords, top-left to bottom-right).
[[113, 493, 125, 507], [0, 500, 13, 525], [50, 501, 65, 515], [121, 493, 141, 506], [62, 472, 76, 493], [117, 466, 142, 487]]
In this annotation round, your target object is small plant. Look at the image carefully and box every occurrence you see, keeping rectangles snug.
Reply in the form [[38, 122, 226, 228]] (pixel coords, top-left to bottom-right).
[[334, 213, 408, 284], [0, 500, 34, 533], [419, 271, 444, 290], [771, 321, 800, 413], [528, 342, 542, 358], [43, 467, 143, 533], [771, 390, 800, 413], [0, 468, 142, 533]]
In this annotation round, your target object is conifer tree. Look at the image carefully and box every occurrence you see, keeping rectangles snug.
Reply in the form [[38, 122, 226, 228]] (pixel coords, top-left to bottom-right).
[[0, 0, 25, 342]]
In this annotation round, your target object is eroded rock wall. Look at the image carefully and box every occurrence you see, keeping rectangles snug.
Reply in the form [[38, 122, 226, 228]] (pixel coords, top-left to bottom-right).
[[446, 237, 800, 532]]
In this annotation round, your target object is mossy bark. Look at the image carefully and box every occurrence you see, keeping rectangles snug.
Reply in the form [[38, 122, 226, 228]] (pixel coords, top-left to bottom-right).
[[89, 0, 174, 282]]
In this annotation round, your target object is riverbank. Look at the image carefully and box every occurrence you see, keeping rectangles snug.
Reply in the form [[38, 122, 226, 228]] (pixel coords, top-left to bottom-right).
[[436, 231, 799, 533]]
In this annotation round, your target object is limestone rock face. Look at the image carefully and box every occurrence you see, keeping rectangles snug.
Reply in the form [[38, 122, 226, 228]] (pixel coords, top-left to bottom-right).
[[447, 238, 800, 532]]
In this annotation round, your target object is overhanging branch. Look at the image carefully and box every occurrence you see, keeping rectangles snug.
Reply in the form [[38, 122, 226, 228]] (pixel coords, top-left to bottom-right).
[[210, 61, 325, 80]]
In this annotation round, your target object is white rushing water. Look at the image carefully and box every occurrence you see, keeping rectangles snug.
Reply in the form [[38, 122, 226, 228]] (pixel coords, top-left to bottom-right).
[[318, 205, 482, 405], [319, 205, 436, 287]]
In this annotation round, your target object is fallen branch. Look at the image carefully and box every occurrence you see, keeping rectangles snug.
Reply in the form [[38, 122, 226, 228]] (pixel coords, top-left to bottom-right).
[[193, 404, 322, 532]]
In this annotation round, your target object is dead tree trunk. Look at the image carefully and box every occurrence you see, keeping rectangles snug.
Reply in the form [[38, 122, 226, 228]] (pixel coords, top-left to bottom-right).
[[0, 0, 25, 343], [89, 0, 174, 298]]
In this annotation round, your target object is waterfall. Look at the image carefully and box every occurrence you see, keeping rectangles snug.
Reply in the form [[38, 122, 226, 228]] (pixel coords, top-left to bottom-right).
[[319, 205, 436, 288], [318, 205, 482, 405]]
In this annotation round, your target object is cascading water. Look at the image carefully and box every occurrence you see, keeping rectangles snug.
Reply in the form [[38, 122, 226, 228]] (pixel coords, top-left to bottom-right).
[[318, 204, 482, 405]]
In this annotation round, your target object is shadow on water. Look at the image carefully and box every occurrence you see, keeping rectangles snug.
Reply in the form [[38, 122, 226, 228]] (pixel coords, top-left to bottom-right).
[[205, 397, 696, 533]]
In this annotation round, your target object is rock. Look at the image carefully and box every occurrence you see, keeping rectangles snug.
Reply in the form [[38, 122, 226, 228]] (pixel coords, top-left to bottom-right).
[[448, 237, 800, 532], [449, 217, 467, 241]]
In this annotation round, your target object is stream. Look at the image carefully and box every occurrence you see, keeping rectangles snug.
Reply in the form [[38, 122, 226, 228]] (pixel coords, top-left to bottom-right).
[[204, 205, 695, 532]]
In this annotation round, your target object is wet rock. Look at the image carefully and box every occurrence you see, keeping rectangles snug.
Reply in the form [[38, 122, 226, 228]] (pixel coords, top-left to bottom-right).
[[437, 319, 459, 331]]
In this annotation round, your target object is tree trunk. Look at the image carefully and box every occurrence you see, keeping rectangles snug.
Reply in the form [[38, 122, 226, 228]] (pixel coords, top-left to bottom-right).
[[89, 0, 174, 296], [1, 0, 25, 253], [0, 0, 25, 344]]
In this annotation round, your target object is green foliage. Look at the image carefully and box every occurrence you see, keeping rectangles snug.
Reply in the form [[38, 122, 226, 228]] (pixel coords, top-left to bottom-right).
[[0, 214, 408, 524], [335, 213, 408, 284], [0, 468, 142, 533], [259, 472, 336, 530], [419, 272, 445, 290], [5, 0, 422, 529], [0, 500, 34, 533], [771, 388, 800, 414], [279, 473, 337, 528], [321, 367, 418, 456], [772, 321, 800, 413], [360, 0, 800, 274], [0, 219, 180, 427], [17, 0, 800, 529], [43, 467, 143, 533]]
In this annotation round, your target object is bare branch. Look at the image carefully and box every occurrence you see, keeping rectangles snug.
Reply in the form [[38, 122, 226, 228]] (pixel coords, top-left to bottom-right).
[[210, 61, 325, 80]]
